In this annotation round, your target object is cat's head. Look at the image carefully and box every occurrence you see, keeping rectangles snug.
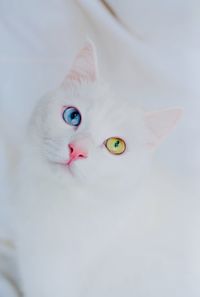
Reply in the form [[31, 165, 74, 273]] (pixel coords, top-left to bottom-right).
[[29, 41, 182, 188]]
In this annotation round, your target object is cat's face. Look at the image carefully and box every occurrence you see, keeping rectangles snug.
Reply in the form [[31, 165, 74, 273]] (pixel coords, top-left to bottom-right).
[[30, 42, 182, 188]]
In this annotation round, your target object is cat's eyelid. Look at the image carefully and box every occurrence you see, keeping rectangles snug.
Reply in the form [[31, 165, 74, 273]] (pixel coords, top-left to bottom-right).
[[104, 136, 126, 144], [61, 105, 81, 116], [62, 105, 78, 112]]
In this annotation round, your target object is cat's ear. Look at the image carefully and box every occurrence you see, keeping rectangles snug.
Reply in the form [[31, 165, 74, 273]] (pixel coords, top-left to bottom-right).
[[145, 108, 183, 150], [65, 40, 98, 84]]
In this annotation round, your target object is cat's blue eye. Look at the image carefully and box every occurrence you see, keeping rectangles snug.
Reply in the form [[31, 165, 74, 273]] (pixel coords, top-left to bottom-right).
[[62, 106, 81, 127]]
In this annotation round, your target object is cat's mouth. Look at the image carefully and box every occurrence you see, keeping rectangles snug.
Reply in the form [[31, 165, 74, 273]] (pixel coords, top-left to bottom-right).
[[66, 155, 87, 166], [50, 159, 89, 182], [52, 159, 83, 173], [49, 160, 76, 177]]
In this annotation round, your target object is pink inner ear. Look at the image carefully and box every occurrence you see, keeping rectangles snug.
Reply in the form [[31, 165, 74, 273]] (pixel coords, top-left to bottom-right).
[[66, 41, 98, 83], [145, 108, 183, 149]]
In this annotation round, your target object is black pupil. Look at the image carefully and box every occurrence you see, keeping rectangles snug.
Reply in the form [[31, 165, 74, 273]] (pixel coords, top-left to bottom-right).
[[71, 111, 78, 119], [114, 140, 120, 147]]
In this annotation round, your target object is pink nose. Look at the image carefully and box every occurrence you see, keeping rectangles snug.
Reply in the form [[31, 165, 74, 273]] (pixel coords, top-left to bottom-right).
[[67, 143, 88, 165]]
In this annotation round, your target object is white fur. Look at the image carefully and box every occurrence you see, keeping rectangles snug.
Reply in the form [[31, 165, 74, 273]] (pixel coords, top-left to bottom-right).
[[2, 43, 194, 297]]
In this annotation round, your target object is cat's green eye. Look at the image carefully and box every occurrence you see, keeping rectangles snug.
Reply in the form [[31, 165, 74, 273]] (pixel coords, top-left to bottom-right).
[[105, 137, 126, 155]]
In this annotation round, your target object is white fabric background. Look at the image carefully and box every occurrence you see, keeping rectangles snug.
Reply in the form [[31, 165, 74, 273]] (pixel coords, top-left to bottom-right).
[[0, 0, 199, 193]]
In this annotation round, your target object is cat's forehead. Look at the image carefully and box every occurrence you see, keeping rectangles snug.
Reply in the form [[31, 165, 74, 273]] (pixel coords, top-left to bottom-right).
[[53, 82, 142, 122]]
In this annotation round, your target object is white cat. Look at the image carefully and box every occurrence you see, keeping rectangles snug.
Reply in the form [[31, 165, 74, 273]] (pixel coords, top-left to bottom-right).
[[1, 41, 190, 297]]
